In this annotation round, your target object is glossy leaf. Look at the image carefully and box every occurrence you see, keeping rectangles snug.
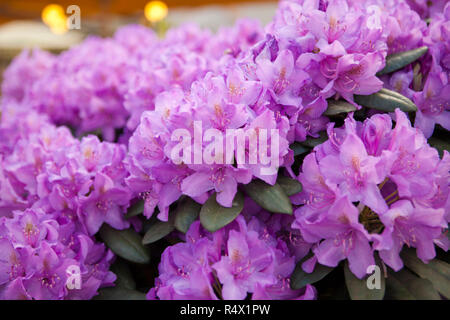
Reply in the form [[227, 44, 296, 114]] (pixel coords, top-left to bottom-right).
[[125, 200, 145, 219], [377, 46, 428, 75], [200, 191, 244, 232], [174, 197, 201, 233], [110, 260, 136, 290], [354, 88, 417, 113], [381, 88, 417, 106], [142, 220, 174, 245], [401, 249, 450, 298], [99, 225, 150, 264], [277, 175, 302, 196], [386, 269, 440, 300], [344, 261, 385, 300], [290, 261, 334, 290], [324, 99, 357, 116], [243, 180, 292, 214]]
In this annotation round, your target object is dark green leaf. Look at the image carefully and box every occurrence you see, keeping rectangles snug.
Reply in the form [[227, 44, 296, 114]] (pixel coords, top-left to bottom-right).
[[174, 197, 201, 233], [386, 268, 440, 300], [344, 261, 385, 300], [377, 46, 428, 75], [354, 88, 417, 113], [142, 220, 174, 245], [95, 287, 146, 300], [99, 225, 150, 264], [243, 180, 292, 214], [385, 272, 415, 300], [200, 191, 244, 232], [300, 131, 328, 148], [290, 261, 334, 290], [380, 88, 417, 106], [290, 142, 309, 157], [110, 260, 136, 290], [324, 99, 357, 116], [401, 249, 450, 298], [428, 136, 450, 158], [277, 175, 302, 196], [125, 200, 145, 218]]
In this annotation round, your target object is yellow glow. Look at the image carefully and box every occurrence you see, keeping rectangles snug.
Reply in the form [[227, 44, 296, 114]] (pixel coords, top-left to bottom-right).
[[145, 1, 168, 23], [42, 4, 67, 34]]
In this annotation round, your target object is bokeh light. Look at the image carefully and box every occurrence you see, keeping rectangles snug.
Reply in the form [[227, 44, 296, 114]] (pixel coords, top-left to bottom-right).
[[144, 1, 168, 23], [41, 4, 67, 34]]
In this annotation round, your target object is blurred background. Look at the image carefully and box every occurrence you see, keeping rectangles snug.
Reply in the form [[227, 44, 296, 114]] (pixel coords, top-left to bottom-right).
[[0, 0, 278, 79]]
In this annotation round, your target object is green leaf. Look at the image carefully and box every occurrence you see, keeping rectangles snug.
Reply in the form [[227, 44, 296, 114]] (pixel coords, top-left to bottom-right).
[[200, 191, 244, 232], [385, 273, 415, 299], [142, 220, 174, 245], [290, 142, 309, 157], [428, 136, 450, 158], [300, 131, 328, 148], [380, 88, 417, 106], [174, 197, 201, 233], [386, 268, 440, 300], [290, 261, 334, 290], [324, 99, 357, 116], [277, 175, 302, 196], [94, 287, 146, 300], [354, 88, 417, 113], [377, 46, 428, 75], [125, 200, 145, 219], [110, 260, 136, 290], [401, 249, 450, 298], [344, 261, 385, 300], [243, 180, 293, 214], [99, 225, 150, 264]]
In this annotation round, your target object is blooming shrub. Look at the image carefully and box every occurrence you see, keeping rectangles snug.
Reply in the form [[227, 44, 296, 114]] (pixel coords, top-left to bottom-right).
[[0, 0, 448, 300]]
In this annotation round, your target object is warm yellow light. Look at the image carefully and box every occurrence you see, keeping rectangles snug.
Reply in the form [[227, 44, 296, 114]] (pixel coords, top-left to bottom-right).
[[42, 4, 67, 34], [145, 1, 168, 23]]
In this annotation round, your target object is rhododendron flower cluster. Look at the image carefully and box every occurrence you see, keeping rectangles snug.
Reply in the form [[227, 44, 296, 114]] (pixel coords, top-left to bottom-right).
[[0, 106, 127, 299], [0, 208, 115, 299], [0, 0, 448, 301], [149, 211, 315, 300], [127, 72, 292, 219], [293, 109, 449, 278], [379, 2, 450, 138], [0, 105, 132, 235]]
